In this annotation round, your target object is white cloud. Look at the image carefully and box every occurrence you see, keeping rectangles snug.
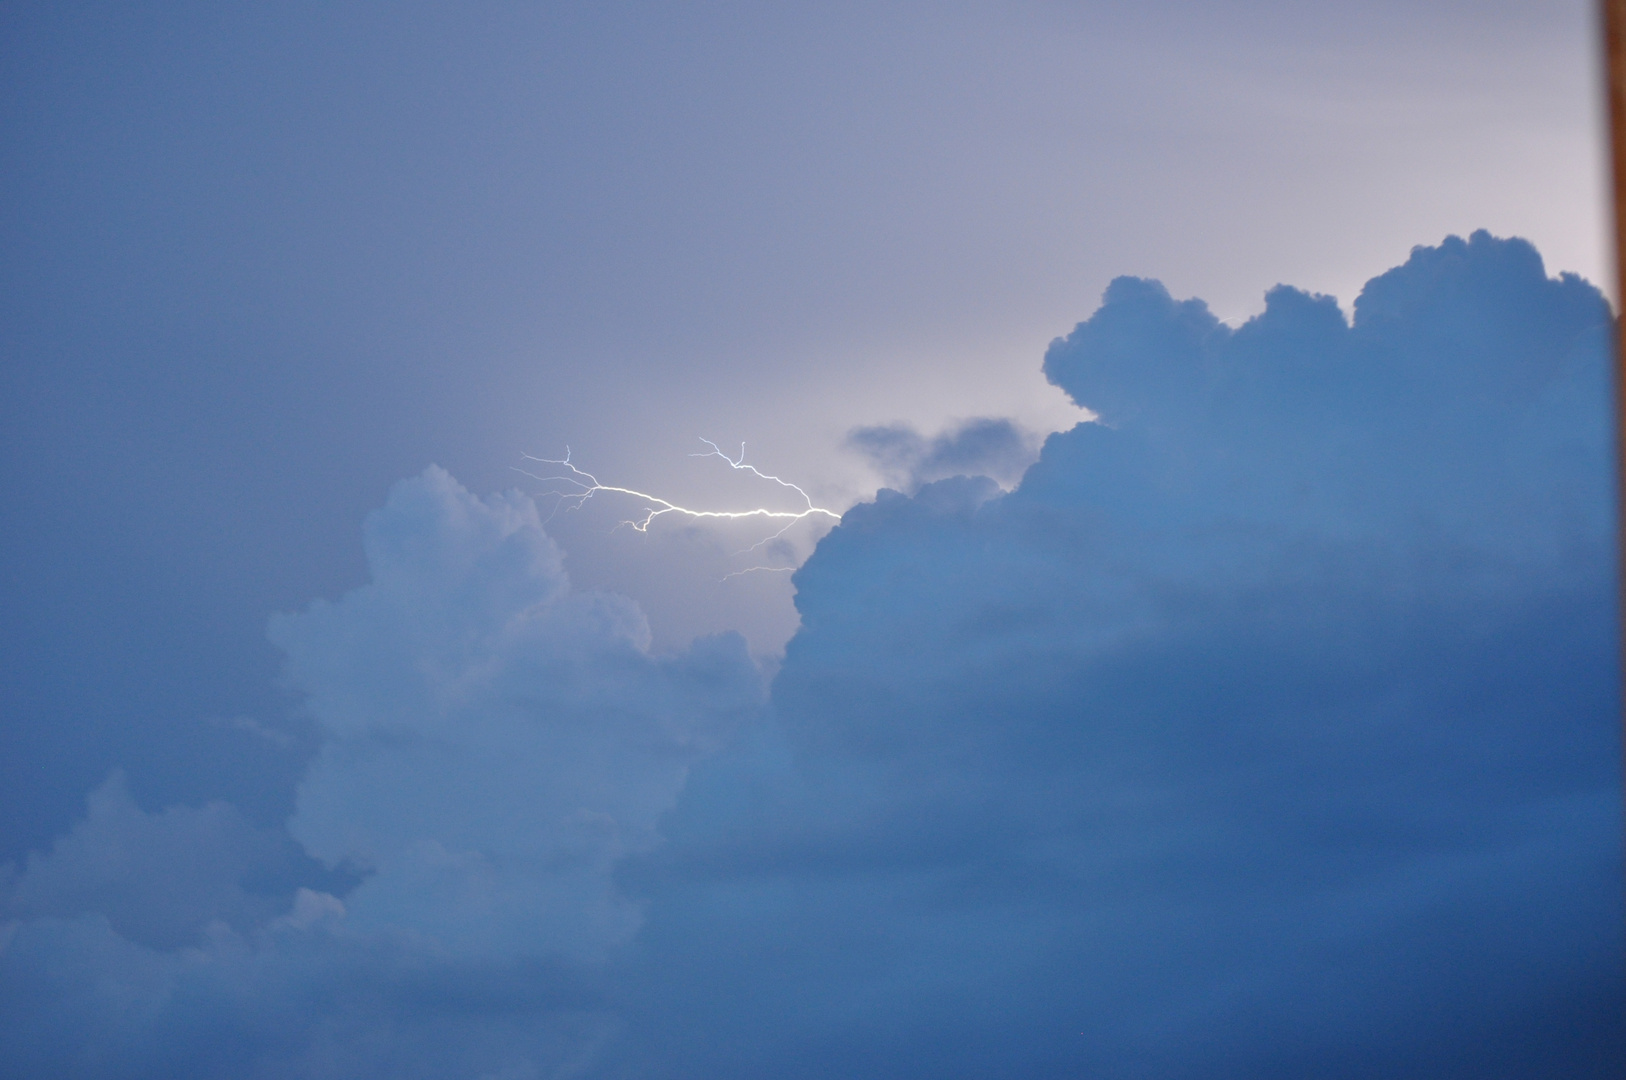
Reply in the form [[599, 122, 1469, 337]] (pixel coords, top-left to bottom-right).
[[270, 466, 765, 961], [1, 466, 765, 1077]]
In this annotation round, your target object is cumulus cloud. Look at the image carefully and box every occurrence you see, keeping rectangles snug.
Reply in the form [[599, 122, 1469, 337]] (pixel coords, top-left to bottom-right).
[[609, 232, 1623, 1078], [2, 770, 339, 950], [0, 908, 617, 1080], [271, 466, 764, 961], [1, 467, 763, 1077], [1, 233, 1618, 1078], [847, 416, 1041, 491]]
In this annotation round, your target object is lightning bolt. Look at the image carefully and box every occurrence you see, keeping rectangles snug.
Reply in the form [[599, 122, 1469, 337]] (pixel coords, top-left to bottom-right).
[[513, 441, 840, 570]]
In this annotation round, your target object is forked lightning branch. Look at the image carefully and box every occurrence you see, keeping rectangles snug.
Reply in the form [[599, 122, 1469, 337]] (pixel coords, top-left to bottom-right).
[[514, 439, 840, 575]]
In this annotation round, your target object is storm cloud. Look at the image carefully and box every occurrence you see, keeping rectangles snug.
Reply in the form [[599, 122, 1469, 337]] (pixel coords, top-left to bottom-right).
[[613, 231, 1623, 1077], [1, 232, 1620, 1077]]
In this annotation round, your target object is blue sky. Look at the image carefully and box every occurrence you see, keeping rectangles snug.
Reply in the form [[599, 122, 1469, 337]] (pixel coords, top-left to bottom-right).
[[1, 3, 1620, 1077]]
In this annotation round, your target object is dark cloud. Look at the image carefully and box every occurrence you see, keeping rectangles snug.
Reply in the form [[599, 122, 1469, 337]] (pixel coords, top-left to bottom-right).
[[1, 233, 1619, 1076], [847, 417, 1042, 492], [614, 231, 1622, 1077]]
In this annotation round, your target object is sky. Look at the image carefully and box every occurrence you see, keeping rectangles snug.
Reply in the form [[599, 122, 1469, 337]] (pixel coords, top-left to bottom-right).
[[0, 2, 1621, 1077]]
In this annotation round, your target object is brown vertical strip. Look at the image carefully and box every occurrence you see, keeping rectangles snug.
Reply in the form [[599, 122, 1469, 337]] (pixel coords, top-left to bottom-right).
[[1608, 0, 1626, 807], [1609, 1, 1626, 505]]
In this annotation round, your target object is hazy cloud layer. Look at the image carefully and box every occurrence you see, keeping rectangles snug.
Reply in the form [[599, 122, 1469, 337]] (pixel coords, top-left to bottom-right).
[[2, 233, 1619, 1076], [2, 771, 343, 951]]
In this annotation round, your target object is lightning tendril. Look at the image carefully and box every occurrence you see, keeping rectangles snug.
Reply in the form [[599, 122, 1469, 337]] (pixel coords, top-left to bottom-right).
[[512, 440, 838, 578]]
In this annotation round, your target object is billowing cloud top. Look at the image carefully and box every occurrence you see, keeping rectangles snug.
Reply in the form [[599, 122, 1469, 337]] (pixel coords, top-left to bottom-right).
[[2, 232, 1619, 1078], [627, 231, 1621, 1077], [3, 467, 766, 1077], [270, 467, 765, 961]]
